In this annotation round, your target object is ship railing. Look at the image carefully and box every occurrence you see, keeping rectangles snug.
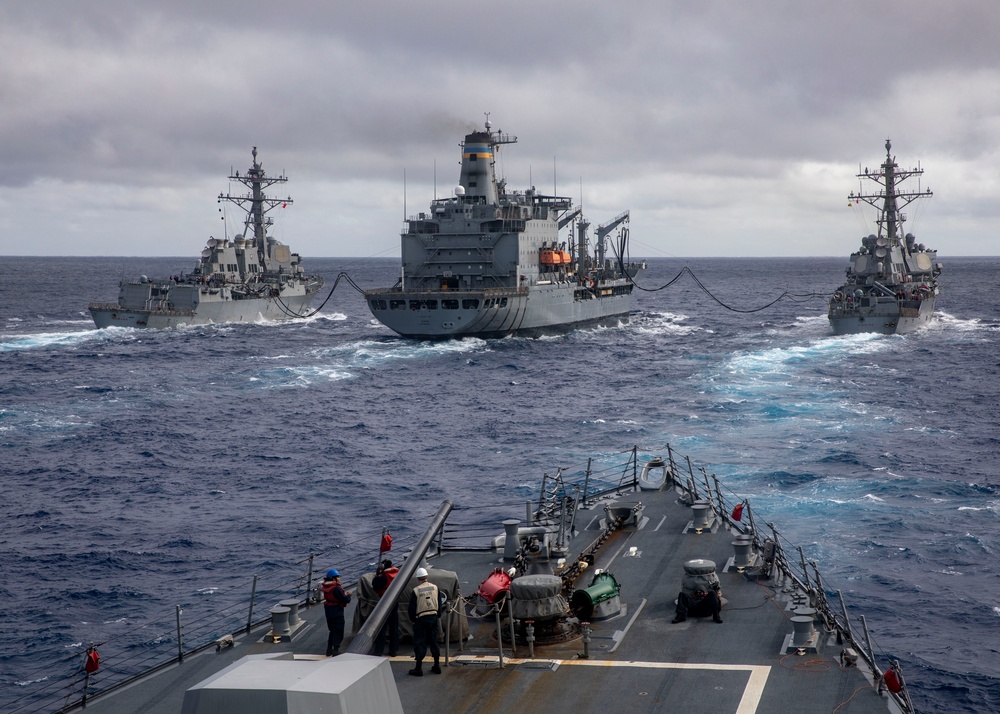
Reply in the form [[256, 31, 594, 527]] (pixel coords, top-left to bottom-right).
[[692, 456, 915, 714], [439, 444, 913, 714], [362, 286, 529, 298], [9, 528, 413, 714], [25, 449, 915, 713], [85, 302, 196, 317]]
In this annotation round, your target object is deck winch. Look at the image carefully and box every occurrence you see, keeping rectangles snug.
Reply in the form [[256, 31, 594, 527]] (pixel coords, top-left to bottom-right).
[[569, 570, 622, 621], [477, 567, 512, 606], [509, 574, 578, 644]]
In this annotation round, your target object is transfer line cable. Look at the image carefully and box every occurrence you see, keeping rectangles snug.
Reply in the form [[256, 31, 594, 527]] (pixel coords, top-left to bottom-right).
[[611, 229, 828, 314], [274, 271, 367, 318]]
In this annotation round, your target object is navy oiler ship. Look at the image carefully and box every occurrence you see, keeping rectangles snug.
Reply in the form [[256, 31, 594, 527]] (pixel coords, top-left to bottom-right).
[[18, 445, 915, 714], [89, 148, 323, 329], [828, 140, 941, 335], [365, 120, 645, 338]]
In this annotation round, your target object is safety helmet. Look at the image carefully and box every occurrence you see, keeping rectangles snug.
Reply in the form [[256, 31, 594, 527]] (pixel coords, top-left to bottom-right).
[[415, 567, 429, 578], [326, 568, 340, 578]]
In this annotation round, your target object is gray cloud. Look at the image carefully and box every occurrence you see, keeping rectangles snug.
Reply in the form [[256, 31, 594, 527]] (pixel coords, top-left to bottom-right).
[[1, 1, 999, 258]]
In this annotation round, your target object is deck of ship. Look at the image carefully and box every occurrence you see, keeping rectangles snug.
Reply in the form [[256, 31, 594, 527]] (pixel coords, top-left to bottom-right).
[[81, 477, 906, 714]]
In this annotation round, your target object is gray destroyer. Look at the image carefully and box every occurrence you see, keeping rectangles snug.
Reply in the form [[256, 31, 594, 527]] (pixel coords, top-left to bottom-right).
[[89, 148, 323, 329], [365, 120, 644, 338], [828, 140, 941, 335]]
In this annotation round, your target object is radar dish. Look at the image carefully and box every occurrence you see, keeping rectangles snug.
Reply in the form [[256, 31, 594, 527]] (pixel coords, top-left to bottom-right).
[[875, 248, 887, 258], [875, 237, 888, 248]]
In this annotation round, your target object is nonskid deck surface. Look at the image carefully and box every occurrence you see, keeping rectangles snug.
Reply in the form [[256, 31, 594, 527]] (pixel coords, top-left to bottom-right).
[[82, 485, 893, 714]]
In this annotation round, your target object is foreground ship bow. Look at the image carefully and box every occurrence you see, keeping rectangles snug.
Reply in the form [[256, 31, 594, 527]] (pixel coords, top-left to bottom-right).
[[829, 140, 941, 335], [50, 445, 914, 714], [89, 148, 323, 328], [366, 120, 644, 338]]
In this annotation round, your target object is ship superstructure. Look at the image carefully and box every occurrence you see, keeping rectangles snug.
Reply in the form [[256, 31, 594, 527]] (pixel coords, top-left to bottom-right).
[[89, 148, 323, 328], [829, 140, 941, 335], [365, 119, 644, 338]]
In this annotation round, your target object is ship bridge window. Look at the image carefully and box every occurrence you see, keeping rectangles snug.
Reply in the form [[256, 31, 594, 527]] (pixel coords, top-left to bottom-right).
[[442, 299, 459, 309], [389, 299, 406, 310], [462, 299, 480, 309], [369, 299, 388, 311]]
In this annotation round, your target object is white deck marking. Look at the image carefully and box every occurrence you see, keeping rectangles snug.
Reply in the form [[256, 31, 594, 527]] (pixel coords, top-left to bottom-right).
[[604, 531, 636, 569], [654, 515, 667, 531], [450, 655, 771, 713], [609, 597, 646, 652]]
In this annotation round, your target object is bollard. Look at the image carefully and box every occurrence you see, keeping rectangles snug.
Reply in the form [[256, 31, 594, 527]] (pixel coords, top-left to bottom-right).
[[581, 622, 592, 659], [691, 500, 712, 532], [269, 605, 291, 643], [502, 519, 521, 561], [791, 615, 815, 648], [279, 598, 300, 627], [732, 539, 753, 570]]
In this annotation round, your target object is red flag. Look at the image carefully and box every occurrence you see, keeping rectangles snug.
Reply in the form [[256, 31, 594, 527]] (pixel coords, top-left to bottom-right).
[[379, 532, 393, 553], [731, 503, 744, 522], [85, 650, 100, 674]]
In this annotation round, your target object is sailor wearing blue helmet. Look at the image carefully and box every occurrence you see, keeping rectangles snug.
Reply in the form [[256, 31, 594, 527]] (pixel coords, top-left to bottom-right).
[[321, 568, 351, 656]]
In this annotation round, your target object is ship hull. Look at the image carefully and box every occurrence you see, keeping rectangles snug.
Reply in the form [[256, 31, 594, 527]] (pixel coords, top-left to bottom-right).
[[829, 295, 936, 335], [366, 280, 635, 339], [89, 293, 316, 329]]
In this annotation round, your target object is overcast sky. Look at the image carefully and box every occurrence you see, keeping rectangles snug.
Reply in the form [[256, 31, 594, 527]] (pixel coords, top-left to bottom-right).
[[1, 1, 998, 259]]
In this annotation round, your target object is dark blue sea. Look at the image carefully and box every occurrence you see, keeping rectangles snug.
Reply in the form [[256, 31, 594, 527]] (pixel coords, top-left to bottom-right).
[[1, 256, 997, 713]]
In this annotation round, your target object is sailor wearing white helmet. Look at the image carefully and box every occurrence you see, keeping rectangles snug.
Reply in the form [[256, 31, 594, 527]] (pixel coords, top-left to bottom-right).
[[407, 567, 446, 676]]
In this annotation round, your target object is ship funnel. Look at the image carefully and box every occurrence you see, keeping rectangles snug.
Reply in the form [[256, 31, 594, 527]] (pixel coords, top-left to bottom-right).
[[459, 130, 499, 204]]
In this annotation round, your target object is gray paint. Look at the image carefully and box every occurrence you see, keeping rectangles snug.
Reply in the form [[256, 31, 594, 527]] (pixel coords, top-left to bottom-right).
[[90, 149, 322, 329], [366, 120, 644, 338], [829, 140, 941, 336]]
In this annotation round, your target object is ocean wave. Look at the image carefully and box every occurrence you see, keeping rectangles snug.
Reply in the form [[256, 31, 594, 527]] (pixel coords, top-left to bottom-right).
[[0, 329, 110, 352], [935, 311, 997, 333], [633, 310, 703, 335]]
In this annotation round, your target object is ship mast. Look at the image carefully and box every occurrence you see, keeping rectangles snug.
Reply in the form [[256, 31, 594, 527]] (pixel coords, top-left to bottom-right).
[[218, 146, 293, 271], [849, 139, 932, 242]]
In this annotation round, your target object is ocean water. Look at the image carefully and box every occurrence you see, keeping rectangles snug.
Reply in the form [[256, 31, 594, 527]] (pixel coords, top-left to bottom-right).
[[1, 255, 998, 712]]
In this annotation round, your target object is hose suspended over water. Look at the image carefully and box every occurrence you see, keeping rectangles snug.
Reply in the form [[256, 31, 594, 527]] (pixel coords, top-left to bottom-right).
[[273, 271, 368, 318], [609, 227, 828, 314]]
